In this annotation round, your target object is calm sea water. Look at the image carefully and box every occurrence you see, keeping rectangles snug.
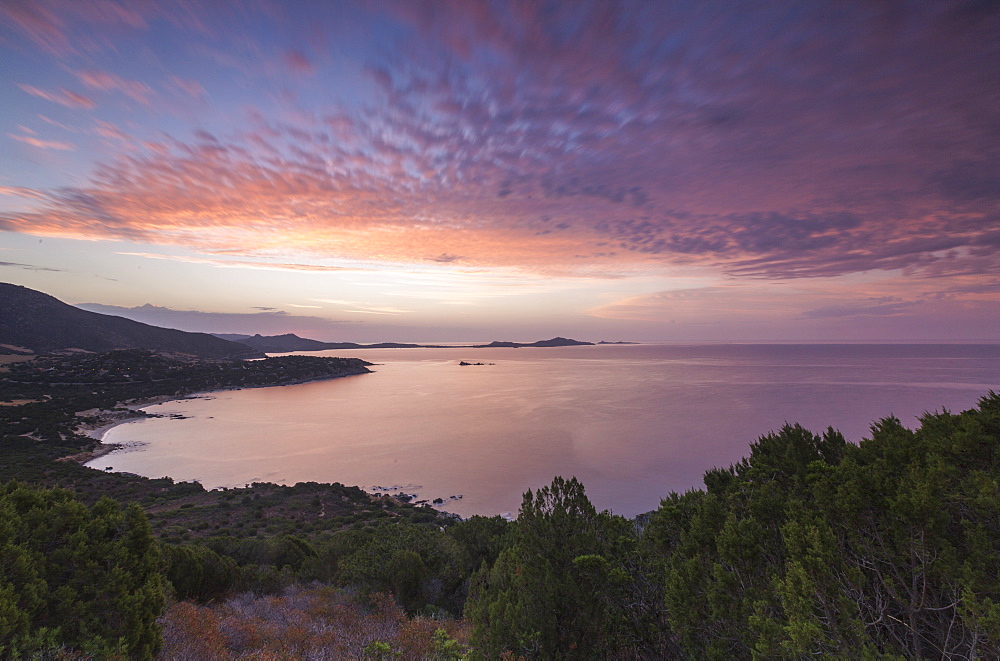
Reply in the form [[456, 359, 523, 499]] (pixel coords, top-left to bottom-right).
[[88, 344, 999, 518]]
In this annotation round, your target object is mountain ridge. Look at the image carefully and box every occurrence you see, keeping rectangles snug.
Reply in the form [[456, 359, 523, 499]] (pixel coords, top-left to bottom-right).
[[0, 283, 263, 359]]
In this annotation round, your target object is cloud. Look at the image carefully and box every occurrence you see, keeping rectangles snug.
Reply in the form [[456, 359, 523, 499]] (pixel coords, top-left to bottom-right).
[[7, 134, 75, 150], [801, 301, 918, 319], [350, 307, 408, 316], [283, 50, 314, 74], [929, 159, 1000, 204], [932, 280, 1000, 297], [1, 1, 997, 282], [0, 1, 74, 56], [587, 279, 1000, 340], [92, 120, 131, 142], [168, 75, 206, 99], [0, 261, 63, 272], [0, 186, 51, 201], [114, 252, 370, 272], [37, 114, 77, 132], [588, 286, 784, 323], [0, 1, 196, 58], [75, 70, 154, 104], [18, 84, 95, 109]]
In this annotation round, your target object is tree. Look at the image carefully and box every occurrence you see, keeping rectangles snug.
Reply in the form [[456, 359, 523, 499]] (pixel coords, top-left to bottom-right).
[[0, 482, 164, 658], [338, 522, 465, 615], [466, 476, 629, 658], [791, 395, 1000, 658], [447, 514, 510, 576], [656, 425, 847, 658], [161, 543, 239, 601]]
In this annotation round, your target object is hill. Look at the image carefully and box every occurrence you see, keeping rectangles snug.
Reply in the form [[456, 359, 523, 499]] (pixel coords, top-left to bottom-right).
[[220, 332, 336, 353], [0, 283, 262, 359]]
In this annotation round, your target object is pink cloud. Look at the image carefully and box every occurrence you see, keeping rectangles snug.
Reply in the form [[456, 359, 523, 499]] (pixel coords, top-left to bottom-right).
[[37, 114, 78, 132], [18, 84, 96, 109], [92, 120, 131, 142], [0, 0, 167, 58], [1, 2, 995, 289], [283, 50, 314, 74], [587, 279, 1000, 341], [115, 252, 372, 273], [7, 134, 76, 150], [0, 186, 51, 201], [0, 94, 992, 282], [168, 75, 206, 99], [76, 70, 154, 104], [0, 2, 72, 56]]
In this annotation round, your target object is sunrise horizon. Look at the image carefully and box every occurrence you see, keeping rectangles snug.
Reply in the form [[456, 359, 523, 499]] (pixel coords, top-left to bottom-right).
[[1, 5, 997, 655], [2, 1, 997, 343]]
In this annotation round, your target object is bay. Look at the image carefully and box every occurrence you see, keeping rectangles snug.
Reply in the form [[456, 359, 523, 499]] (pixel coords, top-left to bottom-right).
[[87, 343, 999, 518]]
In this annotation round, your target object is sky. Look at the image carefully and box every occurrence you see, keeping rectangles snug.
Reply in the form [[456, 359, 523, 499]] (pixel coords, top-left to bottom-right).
[[1, 0, 997, 342]]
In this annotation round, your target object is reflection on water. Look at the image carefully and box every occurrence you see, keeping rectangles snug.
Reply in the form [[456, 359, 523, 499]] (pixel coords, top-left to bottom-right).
[[88, 344, 999, 518]]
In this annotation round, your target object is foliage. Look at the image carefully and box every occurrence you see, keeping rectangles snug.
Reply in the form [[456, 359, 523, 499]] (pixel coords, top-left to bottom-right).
[[160, 542, 239, 602], [446, 514, 511, 576], [0, 482, 164, 658], [654, 392, 1000, 659], [337, 522, 466, 616], [466, 476, 662, 658]]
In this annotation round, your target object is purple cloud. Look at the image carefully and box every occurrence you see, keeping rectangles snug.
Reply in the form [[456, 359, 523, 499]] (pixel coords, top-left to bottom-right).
[[1, 0, 997, 282]]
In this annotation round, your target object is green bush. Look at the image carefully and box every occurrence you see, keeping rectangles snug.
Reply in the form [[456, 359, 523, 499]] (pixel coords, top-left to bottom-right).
[[0, 482, 164, 658]]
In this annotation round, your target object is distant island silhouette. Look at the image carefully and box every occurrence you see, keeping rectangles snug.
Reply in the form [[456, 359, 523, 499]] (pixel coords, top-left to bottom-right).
[[0, 284, 627, 360], [471, 337, 594, 348], [212, 333, 606, 353]]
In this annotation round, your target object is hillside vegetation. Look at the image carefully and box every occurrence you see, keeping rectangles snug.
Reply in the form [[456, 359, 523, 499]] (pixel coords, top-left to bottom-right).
[[0, 347, 996, 658]]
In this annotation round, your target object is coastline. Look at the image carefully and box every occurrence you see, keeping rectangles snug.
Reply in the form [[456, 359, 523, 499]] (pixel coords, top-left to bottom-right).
[[67, 372, 472, 517], [66, 395, 174, 464], [68, 370, 371, 465]]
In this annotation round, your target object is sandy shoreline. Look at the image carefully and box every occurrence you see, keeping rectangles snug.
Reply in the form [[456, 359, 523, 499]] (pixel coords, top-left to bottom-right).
[[69, 371, 371, 465], [66, 375, 476, 518], [76, 394, 182, 438], [65, 395, 178, 464]]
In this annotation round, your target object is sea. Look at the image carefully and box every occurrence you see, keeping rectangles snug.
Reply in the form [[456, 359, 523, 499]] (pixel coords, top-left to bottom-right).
[[87, 343, 999, 519]]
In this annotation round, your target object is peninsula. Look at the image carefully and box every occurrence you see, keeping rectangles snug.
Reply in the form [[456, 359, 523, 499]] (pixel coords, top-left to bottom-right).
[[1, 349, 372, 461]]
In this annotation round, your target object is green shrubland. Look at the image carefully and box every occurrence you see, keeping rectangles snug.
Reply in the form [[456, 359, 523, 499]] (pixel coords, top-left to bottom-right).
[[1, 352, 996, 659], [0, 483, 163, 658]]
